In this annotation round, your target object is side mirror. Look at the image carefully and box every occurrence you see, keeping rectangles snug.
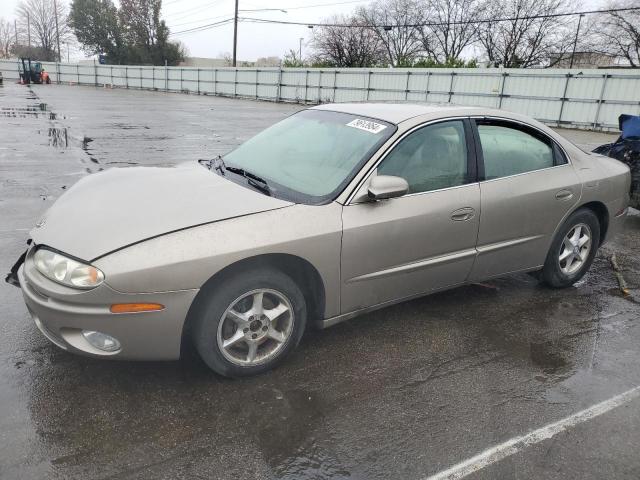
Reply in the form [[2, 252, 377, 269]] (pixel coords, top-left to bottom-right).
[[367, 175, 409, 200]]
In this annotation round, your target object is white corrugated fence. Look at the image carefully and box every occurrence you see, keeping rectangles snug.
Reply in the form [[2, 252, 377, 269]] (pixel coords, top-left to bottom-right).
[[1, 59, 639, 131]]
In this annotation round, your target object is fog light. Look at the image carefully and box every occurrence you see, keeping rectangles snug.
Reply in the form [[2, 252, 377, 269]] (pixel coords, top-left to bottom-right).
[[82, 330, 121, 352]]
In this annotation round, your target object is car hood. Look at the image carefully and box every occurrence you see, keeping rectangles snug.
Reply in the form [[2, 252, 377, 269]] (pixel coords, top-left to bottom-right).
[[30, 162, 293, 260]]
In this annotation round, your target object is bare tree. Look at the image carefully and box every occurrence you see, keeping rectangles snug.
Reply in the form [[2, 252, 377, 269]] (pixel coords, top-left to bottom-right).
[[16, 0, 72, 60], [593, 0, 640, 67], [420, 0, 486, 63], [0, 18, 16, 58], [477, 0, 575, 68], [311, 14, 384, 67], [357, 0, 423, 66]]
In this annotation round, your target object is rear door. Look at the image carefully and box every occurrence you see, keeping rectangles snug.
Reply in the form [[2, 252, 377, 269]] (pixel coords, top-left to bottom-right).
[[469, 118, 581, 281], [340, 119, 480, 314]]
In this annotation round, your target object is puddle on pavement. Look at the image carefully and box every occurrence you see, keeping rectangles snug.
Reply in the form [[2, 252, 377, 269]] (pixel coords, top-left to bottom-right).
[[529, 341, 569, 374], [81, 136, 93, 150], [113, 122, 150, 130], [0, 103, 65, 120], [0, 106, 40, 118]]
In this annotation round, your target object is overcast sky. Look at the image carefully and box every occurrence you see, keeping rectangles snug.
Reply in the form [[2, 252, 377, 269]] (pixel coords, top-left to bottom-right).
[[0, 0, 603, 62], [0, 0, 370, 61]]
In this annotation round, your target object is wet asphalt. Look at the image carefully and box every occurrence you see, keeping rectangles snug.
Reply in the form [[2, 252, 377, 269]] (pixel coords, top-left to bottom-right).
[[1, 82, 639, 480]]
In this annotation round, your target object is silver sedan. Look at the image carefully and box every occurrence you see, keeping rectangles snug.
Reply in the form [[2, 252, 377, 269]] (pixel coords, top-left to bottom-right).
[[10, 104, 630, 377]]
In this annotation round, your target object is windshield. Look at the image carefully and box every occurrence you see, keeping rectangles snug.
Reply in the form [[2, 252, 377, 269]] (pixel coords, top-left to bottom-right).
[[222, 110, 395, 204]]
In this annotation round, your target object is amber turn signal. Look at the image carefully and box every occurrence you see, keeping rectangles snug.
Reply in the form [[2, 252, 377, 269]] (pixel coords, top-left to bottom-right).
[[110, 303, 165, 314]]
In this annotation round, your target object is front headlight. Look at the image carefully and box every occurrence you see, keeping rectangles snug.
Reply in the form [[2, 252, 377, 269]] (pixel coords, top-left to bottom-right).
[[33, 248, 105, 289]]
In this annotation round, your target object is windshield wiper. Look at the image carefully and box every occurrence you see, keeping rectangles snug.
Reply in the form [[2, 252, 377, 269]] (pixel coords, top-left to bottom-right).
[[199, 154, 226, 176], [224, 165, 272, 196], [202, 156, 272, 196]]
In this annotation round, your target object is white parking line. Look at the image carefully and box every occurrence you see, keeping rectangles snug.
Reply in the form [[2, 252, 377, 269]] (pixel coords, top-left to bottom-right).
[[425, 385, 640, 480]]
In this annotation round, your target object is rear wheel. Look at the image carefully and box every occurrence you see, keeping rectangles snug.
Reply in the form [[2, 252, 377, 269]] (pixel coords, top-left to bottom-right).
[[192, 268, 307, 377], [542, 208, 600, 288]]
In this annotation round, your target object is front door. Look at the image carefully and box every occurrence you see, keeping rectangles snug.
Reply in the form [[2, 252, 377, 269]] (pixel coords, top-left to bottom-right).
[[340, 119, 481, 314]]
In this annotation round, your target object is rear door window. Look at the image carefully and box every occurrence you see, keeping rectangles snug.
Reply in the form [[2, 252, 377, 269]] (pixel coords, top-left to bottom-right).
[[476, 122, 558, 180]]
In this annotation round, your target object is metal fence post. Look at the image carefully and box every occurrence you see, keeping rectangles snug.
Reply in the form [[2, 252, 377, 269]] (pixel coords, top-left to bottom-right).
[[276, 67, 283, 102], [234, 68, 238, 97], [180, 67, 183, 92], [152, 67, 155, 89], [110, 65, 113, 86], [405, 70, 411, 100], [366, 70, 372, 101], [318, 70, 322, 103], [255, 69, 259, 99], [165, 60, 168, 92], [125, 66, 128, 88], [197, 68, 200, 94], [498, 72, 507, 109], [425, 71, 431, 102], [558, 72, 572, 125], [214, 68, 217, 95], [304, 69, 309, 104], [333, 70, 338, 102], [592, 73, 609, 130], [93, 59, 97, 87], [56, 62, 59, 84], [448, 71, 455, 103]]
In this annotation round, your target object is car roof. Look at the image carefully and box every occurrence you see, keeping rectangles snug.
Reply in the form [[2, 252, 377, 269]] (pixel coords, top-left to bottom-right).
[[310, 102, 488, 124]]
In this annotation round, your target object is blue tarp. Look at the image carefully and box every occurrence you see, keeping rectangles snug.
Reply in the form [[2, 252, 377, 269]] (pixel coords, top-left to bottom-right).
[[619, 114, 640, 139]]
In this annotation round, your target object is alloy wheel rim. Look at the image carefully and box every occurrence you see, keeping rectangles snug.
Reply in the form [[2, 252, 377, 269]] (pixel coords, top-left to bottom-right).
[[216, 288, 294, 366], [558, 223, 592, 276]]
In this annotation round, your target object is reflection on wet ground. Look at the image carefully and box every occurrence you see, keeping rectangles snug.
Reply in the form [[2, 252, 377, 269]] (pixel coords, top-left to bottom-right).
[[47, 127, 68, 148], [0, 82, 639, 479]]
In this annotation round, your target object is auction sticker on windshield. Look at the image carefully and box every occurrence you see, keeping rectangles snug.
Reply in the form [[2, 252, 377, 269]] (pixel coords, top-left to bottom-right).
[[346, 118, 387, 134]]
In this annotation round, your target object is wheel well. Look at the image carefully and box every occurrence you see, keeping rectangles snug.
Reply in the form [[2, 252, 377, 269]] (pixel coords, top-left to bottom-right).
[[578, 201, 609, 245], [180, 254, 326, 355]]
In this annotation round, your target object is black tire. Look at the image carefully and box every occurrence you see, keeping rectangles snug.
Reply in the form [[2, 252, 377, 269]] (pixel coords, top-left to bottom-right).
[[542, 208, 600, 288], [192, 268, 307, 377]]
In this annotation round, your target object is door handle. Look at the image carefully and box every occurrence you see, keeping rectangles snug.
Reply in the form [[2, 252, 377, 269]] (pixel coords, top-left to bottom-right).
[[555, 189, 574, 200], [451, 207, 475, 222]]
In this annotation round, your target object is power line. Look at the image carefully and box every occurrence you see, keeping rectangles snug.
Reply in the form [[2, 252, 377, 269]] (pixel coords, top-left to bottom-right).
[[164, 0, 228, 23], [170, 17, 235, 36], [282, 0, 371, 10], [168, 12, 234, 28], [165, 0, 371, 29], [238, 6, 640, 29]]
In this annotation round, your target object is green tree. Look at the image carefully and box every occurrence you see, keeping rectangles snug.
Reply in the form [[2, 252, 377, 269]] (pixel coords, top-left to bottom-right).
[[69, 0, 185, 65], [69, 0, 127, 63], [282, 49, 305, 67], [119, 0, 184, 65]]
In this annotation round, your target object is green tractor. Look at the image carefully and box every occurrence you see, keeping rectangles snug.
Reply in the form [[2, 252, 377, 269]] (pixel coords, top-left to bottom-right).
[[18, 58, 51, 85]]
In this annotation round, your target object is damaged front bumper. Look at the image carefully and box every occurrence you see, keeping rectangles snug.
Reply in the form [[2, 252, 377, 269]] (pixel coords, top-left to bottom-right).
[[5, 249, 27, 287], [8, 245, 198, 360]]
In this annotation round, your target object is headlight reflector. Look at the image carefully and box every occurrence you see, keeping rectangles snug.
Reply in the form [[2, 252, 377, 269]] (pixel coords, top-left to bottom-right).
[[33, 248, 104, 289]]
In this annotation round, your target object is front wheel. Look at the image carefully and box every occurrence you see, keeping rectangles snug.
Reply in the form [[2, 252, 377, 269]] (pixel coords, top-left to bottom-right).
[[192, 268, 307, 377], [541, 208, 600, 288]]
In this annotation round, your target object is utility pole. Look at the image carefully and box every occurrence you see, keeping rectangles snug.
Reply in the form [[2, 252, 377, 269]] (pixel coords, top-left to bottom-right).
[[232, 0, 239, 67], [53, 0, 61, 61], [569, 13, 584, 69], [27, 12, 31, 46], [14, 19, 18, 46], [299, 37, 303, 63]]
